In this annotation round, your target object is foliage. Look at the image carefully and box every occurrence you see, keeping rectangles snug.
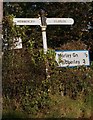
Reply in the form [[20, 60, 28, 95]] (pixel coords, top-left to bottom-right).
[[3, 2, 93, 49], [2, 46, 93, 118], [2, 2, 93, 119]]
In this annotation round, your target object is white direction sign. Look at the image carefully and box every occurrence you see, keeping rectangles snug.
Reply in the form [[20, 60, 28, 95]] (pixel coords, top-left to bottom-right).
[[13, 18, 41, 25], [46, 18, 74, 25], [11, 37, 22, 49], [13, 18, 74, 26], [56, 50, 90, 67]]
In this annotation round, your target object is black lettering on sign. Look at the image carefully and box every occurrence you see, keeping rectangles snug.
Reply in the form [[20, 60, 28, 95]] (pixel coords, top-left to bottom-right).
[[85, 53, 88, 57], [58, 54, 62, 63], [58, 53, 62, 58], [73, 53, 78, 57], [83, 59, 86, 64]]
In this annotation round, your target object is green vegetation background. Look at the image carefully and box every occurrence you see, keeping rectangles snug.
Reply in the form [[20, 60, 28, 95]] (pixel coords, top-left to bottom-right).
[[2, 2, 93, 119]]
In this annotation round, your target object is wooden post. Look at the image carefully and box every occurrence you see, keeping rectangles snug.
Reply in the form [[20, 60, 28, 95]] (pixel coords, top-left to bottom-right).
[[40, 9, 50, 79]]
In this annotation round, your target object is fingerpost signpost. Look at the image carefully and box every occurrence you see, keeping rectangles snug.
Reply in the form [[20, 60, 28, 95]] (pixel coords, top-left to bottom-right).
[[13, 9, 74, 54], [13, 9, 75, 78]]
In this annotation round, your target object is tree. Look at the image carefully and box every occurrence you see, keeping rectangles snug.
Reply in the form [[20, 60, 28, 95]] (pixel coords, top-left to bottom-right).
[[3, 2, 93, 50]]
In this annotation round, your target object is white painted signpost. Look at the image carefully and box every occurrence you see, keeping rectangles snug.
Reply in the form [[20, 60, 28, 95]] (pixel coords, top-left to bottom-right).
[[46, 18, 74, 25], [13, 18, 41, 25], [14, 10, 92, 78], [13, 10, 74, 55], [13, 10, 90, 77], [13, 18, 74, 26], [56, 50, 90, 67]]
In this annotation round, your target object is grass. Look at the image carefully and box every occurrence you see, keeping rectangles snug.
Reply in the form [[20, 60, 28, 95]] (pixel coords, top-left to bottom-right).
[[2, 93, 92, 119], [2, 110, 27, 119], [36, 93, 92, 118]]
